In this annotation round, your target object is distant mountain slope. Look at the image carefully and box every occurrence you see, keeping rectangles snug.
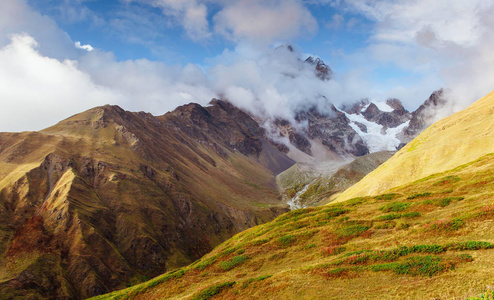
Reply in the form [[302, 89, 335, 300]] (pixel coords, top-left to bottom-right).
[[91, 90, 494, 299], [336, 90, 494, 201], [0, 101, 294, 299], [277, 151, 394, 208]]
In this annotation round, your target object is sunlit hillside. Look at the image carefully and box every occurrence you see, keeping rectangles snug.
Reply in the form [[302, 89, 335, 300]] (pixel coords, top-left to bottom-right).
[[90, 90, 494, 299]]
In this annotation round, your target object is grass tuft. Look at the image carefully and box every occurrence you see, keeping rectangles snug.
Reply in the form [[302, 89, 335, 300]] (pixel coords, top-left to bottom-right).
[[219, 255, 248, 271], [380, 202, 412, 213], [192, 281, 236, 300]]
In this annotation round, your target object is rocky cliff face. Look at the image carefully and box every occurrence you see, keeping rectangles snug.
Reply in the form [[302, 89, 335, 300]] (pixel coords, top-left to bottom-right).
[[270, 90, 446, 160], [401, 89, 447, 142], [0, 102, 294, 299], [295, 105, 369, 157]]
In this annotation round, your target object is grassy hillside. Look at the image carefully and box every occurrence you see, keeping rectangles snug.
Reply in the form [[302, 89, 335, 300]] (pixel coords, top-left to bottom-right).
[[337, 90, 494, 201], [90, 150, 494, 299]]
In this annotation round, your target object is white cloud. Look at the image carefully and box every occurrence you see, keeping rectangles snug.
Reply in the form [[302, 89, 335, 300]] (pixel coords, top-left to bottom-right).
[[341, 0, 494, 109], [325, 14, 344, 30], [0, 0, 76, 59], [214, 0, 317, 43], [0, 34, 122, 132], [77, 50, 216, 114], [129, 0, 212, 41], [74, 41, 93, 51], [209, 44, 365, 123], [0, 33, 219, 132]]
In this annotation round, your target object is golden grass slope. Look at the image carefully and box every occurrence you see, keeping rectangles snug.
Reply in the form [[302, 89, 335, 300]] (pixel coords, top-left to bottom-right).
[[89, 150, 494, 300], [336, 90, 494, 201]]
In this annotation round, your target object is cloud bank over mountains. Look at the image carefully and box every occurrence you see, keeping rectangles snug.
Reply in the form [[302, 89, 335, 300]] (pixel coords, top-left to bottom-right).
[[1, 0, 494, 132]]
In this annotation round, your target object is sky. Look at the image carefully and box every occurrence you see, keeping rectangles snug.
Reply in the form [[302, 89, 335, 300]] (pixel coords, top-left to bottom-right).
[[1, 0, 494, 132]]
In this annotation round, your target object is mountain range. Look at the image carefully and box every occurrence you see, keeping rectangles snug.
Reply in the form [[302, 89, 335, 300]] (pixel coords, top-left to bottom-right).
[[91, 90, 494, 300], [0, 55, 452, 299]]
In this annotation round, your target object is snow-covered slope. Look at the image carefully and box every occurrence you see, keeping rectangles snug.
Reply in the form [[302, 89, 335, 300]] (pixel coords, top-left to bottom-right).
[[345, 111, 409, 152]]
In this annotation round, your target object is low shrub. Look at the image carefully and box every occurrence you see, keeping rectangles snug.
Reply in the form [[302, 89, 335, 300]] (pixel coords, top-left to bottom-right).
[[446, 241, 494, 250], [337, 224, 370, 237], [192, 281, 236, 300], [374, 194, 399, 201], [219, 255, 248, 271], [376, 213, 402, 221], [407, 192, 433, 199], [305, 243, 316, 250], [468, 290, 494, 300], [433, 176, 461, 186], [374, 222, 396, 229], [277, 235, 296, 247], [391, 255, 448, 276], [423, 218, 464, 231], [321, 246, 346, 256], [380, 202, 412, 212], [477, 205, 494, 218], [241, 275, 272, 288], [422, 197, 464, 207], [402, 212, 421, 218], [344, 197, 366, 206], [321, 207, 350, 219], [194, 257, 216, 270]]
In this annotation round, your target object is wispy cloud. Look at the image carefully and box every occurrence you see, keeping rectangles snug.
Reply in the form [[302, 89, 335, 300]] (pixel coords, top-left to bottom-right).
[[214, 0, 317, 43], [74, 41, 93, 51], [340, 0, 494, 109]]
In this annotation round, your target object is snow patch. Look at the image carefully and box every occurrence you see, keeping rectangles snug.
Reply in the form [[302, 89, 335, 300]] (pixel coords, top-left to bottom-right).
[[373, 101, 394, 112], [345, 111, 408, 152]]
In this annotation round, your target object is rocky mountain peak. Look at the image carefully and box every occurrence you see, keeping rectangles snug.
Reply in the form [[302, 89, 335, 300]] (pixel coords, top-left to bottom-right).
[[341, 99, 370, 115], [362, 103, 381, 119], [402, 89, 447, 142], [385, 98, 407, 115], [304, 56, 332, 81]]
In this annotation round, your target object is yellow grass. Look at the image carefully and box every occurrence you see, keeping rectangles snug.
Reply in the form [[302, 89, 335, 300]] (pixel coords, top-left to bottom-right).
[[90, 150, 494, 299]]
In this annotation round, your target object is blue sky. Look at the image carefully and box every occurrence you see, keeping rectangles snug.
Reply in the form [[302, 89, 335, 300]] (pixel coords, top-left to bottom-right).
[[27, 0, 370, 66], [1, 0, 494, 131]]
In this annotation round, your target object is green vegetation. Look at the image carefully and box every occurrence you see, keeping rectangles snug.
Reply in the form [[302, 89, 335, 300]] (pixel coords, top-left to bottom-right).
[[374, 193, 399, 201], [376, 212, 421, 221], [433, 175, 461, 186], [422, 196, 464, 207], [219, 255, 248, 271], [277, 235, 296, 247], [241, 275, 272, 288], [192, 281, 236, 300], [423, 218, 464, 231], [407, 192, 433, 199], [337, 224, 370, 237], [468, 290, 494, 300], [380, 202, 412, 212]]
